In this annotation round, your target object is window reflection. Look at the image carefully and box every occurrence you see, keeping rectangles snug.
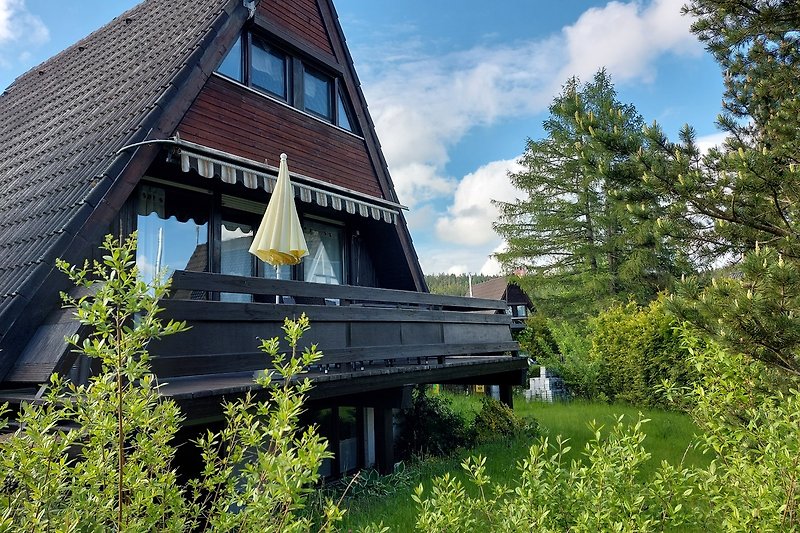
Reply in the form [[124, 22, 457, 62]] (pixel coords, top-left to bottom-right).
[[135, 184, 209, 298], [217, 36, 242, 82], [304, 221, 343, 285], [220, 220, 255, 302], [303, 68, 331, 119], [337, 86, 355, 133], [251, 35, 286, 99]]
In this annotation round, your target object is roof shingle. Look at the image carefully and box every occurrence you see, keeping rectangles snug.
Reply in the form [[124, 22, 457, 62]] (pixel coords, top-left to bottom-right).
[[0, 0, 244, 366], [0, 0, 232, 313]]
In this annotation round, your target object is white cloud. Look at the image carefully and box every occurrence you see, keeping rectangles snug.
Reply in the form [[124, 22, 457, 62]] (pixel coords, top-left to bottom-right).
[[358, 0, 701, 208], [480, 241, 509, 276], [558, 0, 701, 84], [349, 0, 706, 274], [0, 0, 48, 46], [446, 264, 468, 275], [435, 158, 523, 246], [695, 131, 728, 153], [403, 202, 437, 233]]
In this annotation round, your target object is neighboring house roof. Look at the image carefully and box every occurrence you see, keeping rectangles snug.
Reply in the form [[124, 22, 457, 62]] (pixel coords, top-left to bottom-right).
[[471, 277, 533, 309], [470, 277, 509, 300], [0, 0, 426, 380]]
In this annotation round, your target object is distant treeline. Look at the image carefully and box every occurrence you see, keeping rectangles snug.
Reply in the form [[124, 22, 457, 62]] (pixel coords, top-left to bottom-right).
[[425, 273, 495, 296]]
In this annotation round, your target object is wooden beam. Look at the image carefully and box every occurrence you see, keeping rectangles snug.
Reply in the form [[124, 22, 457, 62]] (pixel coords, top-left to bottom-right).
[[150, 343, 519, 378], [373, 406, 394, 475], [170, 270, 507, 311], [499, 384, 514, 408]]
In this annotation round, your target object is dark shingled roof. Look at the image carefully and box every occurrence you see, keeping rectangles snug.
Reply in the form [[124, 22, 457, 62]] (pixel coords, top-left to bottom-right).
[[470, 277, 509, 300], [0, 0, 241, 361]]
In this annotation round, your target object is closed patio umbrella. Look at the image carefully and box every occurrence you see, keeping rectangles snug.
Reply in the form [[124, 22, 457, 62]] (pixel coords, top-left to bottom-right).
[[249, 153, 308, 269]]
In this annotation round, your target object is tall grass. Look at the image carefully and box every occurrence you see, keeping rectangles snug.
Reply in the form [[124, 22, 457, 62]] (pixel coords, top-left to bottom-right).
[[338, 394, 708, 531]]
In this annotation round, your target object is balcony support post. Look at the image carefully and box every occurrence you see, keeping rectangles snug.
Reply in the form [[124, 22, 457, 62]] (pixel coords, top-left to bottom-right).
[[374, 406, 394, 475], [499, 384, 513, 408]]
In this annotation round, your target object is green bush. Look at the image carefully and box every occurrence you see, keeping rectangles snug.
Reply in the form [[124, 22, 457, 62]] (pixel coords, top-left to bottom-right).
[[515, 313, 560, 361], [0, 234, 342, 532], [413, 329, 800, 531], [663, 330, 800, 531], [396, 387, 472, 459], [538, 321, 603, 400], [471, 397, 531, 444], [589, 297, 692, 407], [413, 415, 702, 531]]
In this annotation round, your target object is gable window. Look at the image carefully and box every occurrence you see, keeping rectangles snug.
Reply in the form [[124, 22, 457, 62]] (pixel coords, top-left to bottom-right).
[[217, 36, 243, 82], [250, 35, 287, 99], [216, 30, 359, 134], [303, 67, 332, 120], [337, 86, 354, 132]]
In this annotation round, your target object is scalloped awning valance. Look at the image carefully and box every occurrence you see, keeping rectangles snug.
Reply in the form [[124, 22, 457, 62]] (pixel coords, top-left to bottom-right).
[[175, 142, 402, 224]]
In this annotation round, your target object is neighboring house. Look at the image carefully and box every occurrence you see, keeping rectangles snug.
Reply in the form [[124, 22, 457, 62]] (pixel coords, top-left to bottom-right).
[[0, 0, 525, 476], [470, 277, 534, 331]]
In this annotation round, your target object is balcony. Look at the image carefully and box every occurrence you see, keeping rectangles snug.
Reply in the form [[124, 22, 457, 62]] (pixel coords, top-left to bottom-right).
[[151, 270, 526, 420]]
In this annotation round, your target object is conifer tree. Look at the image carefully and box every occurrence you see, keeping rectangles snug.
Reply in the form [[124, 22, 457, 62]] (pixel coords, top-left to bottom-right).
[[495, 70, 690, 320], [641, 0, 800, 375]]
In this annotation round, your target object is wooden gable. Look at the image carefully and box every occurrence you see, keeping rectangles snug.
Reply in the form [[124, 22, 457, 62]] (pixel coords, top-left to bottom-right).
[[176, 0, 390, 201], [257, 0, 334, 55], [177, 76, 384, 198]]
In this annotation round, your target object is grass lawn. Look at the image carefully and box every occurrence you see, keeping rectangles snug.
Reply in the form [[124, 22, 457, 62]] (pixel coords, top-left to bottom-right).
[[336, 394, 709, 531]]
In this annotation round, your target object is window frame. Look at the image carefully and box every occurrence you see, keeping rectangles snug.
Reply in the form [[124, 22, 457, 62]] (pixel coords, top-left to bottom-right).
[[216, 30, 359, 134], [248, 32, 290, 102]]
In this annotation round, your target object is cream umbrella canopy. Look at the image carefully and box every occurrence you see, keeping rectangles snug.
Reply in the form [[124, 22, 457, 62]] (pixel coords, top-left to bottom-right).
[[249, 153, 309, 268]]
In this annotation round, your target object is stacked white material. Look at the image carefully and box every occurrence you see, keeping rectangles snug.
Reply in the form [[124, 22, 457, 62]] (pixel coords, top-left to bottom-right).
[[525, 366, 567, 402]]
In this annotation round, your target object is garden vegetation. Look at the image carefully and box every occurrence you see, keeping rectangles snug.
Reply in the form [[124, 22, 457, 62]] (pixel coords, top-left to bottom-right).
[[2, 0, 799, 530]]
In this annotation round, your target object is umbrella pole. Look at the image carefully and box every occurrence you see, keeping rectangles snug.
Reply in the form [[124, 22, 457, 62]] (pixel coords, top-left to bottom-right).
[[275, 265, 280, 304]]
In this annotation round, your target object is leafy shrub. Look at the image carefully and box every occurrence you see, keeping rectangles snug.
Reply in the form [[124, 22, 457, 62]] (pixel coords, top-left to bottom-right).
[[663, 330, 800, 531], [589, 297, 692, 407], [515, 313, 560, 361], [471, 397, 531, 444], [413, 329, 800, 531], [0, 234, 342, 532], [413, 416, 702, 531], [537, 320, 603, 400], [396, 387, 472, 459]]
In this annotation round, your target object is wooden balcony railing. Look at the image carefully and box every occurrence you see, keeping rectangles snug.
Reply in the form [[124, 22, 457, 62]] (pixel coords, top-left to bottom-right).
[[148, 270, 520, 380]]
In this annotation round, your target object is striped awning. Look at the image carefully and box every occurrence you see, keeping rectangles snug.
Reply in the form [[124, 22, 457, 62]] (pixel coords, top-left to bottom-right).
[[177, 148, 401, 224]]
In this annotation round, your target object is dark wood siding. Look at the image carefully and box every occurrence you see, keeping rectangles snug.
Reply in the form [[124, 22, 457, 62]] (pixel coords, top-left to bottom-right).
[[177, 75, 384, 198], [257, 0, 333, 56]]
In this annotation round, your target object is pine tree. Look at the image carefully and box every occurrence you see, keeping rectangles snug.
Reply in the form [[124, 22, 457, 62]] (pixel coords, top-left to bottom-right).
[[495, 70, 689, 320], [641, 0, 800, 375]]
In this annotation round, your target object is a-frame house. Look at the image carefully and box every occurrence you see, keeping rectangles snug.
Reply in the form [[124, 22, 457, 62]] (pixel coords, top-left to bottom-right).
[[0, 0, 526, 475]]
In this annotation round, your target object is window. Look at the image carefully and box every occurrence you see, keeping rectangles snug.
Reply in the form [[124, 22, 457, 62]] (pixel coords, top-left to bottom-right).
[[303, 67, 332, 119], [135, 184, 210, 297], [215, 31, 359, 134], [303, 220, 343, 285], [217, 36, 243, 82], [250, 35, 287, 99], [220, 219, 255, 302], [336, 86, 354, 132]]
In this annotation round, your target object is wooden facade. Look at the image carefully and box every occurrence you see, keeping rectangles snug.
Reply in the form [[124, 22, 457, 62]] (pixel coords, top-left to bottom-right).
[[0, 0, 526, 476], [179, 75, 384, 198]]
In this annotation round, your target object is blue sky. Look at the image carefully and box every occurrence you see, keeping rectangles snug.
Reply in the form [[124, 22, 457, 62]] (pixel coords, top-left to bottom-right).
[[0, 0, 726, 275]]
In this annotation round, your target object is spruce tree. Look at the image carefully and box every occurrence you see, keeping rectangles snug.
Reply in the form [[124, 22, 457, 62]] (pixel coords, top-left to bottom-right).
[[495, 70, 689, 320]]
